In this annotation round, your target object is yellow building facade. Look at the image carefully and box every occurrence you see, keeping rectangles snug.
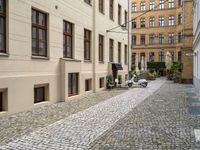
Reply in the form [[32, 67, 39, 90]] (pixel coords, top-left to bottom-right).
[[131, 0, 193, 82]]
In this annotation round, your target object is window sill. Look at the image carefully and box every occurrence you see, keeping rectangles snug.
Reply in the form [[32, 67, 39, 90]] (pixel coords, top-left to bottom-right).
[[61, 58, 82, 62], [84, 60, 92, 63], [0, 52, 9, 57], [99, 11, 105, 15], [32, 56, 49, 60], [99, 61, 104, 64], [84, 2, 92, 6]]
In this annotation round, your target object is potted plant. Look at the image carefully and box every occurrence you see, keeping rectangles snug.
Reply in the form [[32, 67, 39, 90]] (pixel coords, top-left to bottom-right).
[[106, 75, 113, 89], [173, 71, 182, 83]]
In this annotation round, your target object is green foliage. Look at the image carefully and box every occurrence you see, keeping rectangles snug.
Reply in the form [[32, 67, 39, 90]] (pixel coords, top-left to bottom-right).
[[147, 62, 166, 70], [131, 64, 136, 72], [106, 75, 113, 83]]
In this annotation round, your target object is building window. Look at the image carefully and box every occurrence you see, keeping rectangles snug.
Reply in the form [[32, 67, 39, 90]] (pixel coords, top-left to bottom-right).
[[85, 79, 92, 91], [0, 90, 7, 112], [0, 92, 2, 111], [118, 4, 121, 25], [159, 51, 164, 62], [118, 42, 121, 63], [149, 34, 155, 44], [99, 77, 105, 88], [169, 16, 174, 26], [132, 19, 136, 28], [178, 32, 183, 43], [132, 35, 136, 45], [159, 0, 164, 9], [140, 35, 145, 45], [84, 0, 91, 5], [124, 45, 128, 65], [68, 73, 78, 97], [0, 0, 6, 53], [168, 33, 174, 44], [140, 2, 146, 11], [178, 0, 183, 7], [178, 51, 182, 62], [99, 0, 104, 13], [84, 29, 91, 60], [150, 0, 155, 10], [109, 0, 114, 20], [34, 85, 48, 104], [168, 0, 174, 8], [159, 16, 164, 26], [140, 18, 145, 28], [178, 13, 183, 25], [63, 21, 73, 58], [99, 35, 104, 62], [32, 9, 47, 57], [132, 3, 137, 12], [109, 39, 114, 62], [149, 52, 155, 61], [132, 52, 136, 64], [159, 34, 164, 44], [149, 17, 155, 27], [124, 11, 128, 28]]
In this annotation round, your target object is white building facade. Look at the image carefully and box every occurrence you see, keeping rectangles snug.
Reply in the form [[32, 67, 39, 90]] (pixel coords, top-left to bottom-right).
[[0, 0, 130, 115], [193, 0, 200, 92]]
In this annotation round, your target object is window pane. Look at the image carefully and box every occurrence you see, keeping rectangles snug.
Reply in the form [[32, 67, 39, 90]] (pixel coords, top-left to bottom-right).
[[39, 41, 46, 55], [32, 39, 37, 53], [39, 12, 46, 26], [0, 17, 4, 34], [32, 10, 37, 24], [0, 34, 4, 49], [39, 29, 46, 41], [32, 27, 36, 39], [0, 0, 5, 13]]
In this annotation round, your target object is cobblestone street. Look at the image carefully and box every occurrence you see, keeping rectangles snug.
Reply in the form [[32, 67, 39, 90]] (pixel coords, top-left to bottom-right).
[[1, 79, 200, 150]]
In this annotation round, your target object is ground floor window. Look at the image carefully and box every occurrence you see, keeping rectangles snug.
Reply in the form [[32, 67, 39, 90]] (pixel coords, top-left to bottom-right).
[[125, 74, 128, 80], [0, 90, 7, 112], [34, 86, 46, 103], [99, 77, 105, 88], [0, 92, 3, 111], [68, 73, 79, 97], [85, 79, 92, 91]]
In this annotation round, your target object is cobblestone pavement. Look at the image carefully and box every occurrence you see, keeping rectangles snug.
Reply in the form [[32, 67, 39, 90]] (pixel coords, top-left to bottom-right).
[[0, 79, 165, 149], [89, 82, 200, 150], [0, 88, 127, 145]]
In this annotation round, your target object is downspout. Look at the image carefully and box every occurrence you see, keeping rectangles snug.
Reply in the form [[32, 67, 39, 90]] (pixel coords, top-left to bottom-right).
[[127, 0, 130, 79], [93, 0, 96, 93]]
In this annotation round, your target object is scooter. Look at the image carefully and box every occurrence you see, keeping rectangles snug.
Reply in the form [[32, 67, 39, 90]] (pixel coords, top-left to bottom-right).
[[126, 74, 148, 88]]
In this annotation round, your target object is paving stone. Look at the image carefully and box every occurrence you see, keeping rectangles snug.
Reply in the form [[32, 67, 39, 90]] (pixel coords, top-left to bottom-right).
[[89, 81, 200, 149], [0, 79, 165, 149]]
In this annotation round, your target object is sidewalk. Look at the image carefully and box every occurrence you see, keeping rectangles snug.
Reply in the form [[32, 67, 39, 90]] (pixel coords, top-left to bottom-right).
[[0, 79, 165, 149]]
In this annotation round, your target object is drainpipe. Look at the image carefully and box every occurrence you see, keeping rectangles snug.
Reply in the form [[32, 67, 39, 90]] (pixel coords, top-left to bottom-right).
[[93, 1, 96, 93], [127, 0, 130, 79]]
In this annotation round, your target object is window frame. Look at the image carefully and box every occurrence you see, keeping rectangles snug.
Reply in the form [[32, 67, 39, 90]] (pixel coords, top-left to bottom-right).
[[140, 2, 146, 11], [109, 39, 114, 62], [124, 45, 128, 65], [84, 29, 91, 61], [68, 73, 79, 97], [0, 0, 6, 53], [118, 4, 122, 25], [99, 0, 104, 13], [168, 16, 174, 26], [32, 8, 48, 57], [132, 3, 137, 12], [118, 42, 121, 63], [85, 79, 92, 91], [99, 34, 104, 62], [63, 20, 73, 58], [159, 16, 164, 26], [109, 0, 114, 20]]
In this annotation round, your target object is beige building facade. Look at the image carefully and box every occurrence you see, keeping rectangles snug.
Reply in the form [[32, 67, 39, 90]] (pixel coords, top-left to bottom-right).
[[131, 0, 193, 81], [0, 0, 130, 115]]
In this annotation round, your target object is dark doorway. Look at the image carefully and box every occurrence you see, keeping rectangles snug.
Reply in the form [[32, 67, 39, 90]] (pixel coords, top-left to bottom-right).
[[0, 92, 3, 111]]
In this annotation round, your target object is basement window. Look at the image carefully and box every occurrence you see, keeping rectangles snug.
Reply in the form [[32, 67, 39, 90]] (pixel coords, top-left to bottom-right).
[[0, 89, 7, 112], [34, 84, 49, 104]]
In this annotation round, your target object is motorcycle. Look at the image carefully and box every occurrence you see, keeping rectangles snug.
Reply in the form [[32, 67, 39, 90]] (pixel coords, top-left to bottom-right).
[[126, 74, 148, 88]]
